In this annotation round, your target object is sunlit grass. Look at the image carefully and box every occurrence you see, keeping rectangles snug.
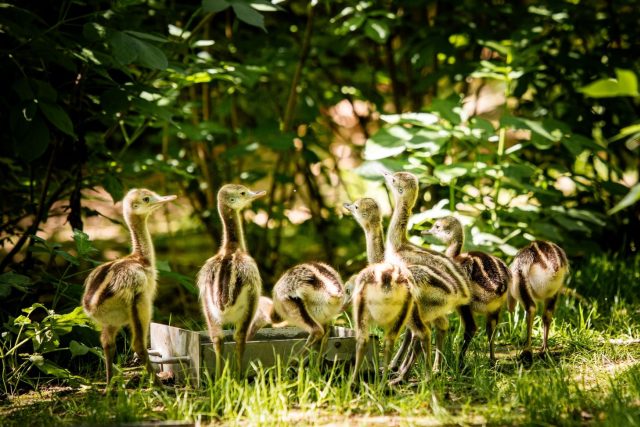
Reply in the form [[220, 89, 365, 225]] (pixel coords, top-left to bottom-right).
[[2, 254, 639, 426]]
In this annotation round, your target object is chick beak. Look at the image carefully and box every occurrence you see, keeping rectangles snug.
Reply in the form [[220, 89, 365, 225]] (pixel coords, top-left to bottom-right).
[[153, 195, 177, 205], [249, 190, 267, 200], [421, 228, 433, 236], [343, 203, 354, 214]]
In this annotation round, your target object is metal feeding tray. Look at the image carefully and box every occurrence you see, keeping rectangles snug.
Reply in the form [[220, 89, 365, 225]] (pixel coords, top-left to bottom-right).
[[148, 322, 377, 385]]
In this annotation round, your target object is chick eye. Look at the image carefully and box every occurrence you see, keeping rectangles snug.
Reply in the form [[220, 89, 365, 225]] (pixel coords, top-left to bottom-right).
[[240, 192, 246, 196], [398, 188, 404, 194], [355, 206, 358, 210], [142, 196, 150, 203]]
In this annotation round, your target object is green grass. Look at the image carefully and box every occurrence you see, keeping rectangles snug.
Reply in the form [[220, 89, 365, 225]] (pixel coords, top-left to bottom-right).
[[2, 254, 640, 426]]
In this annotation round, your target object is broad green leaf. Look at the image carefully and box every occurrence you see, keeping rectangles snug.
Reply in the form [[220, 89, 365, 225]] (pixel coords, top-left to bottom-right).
[[103, 173, 124, 203], [354, 159, 406, 179], [0, 272, 31, 287], [124, 30, 167, 43], [55, 248, 79, 266], [552, 214, 591, 233], [470, 117, 495, 135], [364, 19, 390, 43], [12, 115, 50, 162], [156, 259, 171, 272], [73, 229, 97, 258], [522, 119, 558, 142], [110, 31, 138, 65], [83, 22, 106, 41], [69, 340, 90, 357], [232, 3, 266, 31], [34, 80, 57, 102], [12, 78, 34, 100], [608, 183, 640, 215], [134, 38, 168, 70], [430, 97, 462, 125], [33, 359, 72, 378], [434, 163, 471, 183], [579, 69, 639, 98], [609, 123, 640, 142], [364, 127, 408, 160], [40, 102, 75, 137], [0, 272, 32, 297], [202, 0, 230, 13], [406, 129, 448, 154], [380, 112, 439, 126]]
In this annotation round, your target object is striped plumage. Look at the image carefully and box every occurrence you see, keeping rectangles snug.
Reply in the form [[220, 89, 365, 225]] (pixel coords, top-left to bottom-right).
[[272, 262, 345, 356], [82, 188, 176, 385], [344, 199, 415, 382], [351, 262, 414, 383], [197, 184, 266, 377], [383, 172, 472, 375], [426, 216, 511, 364], [508, 240, 569, 359]]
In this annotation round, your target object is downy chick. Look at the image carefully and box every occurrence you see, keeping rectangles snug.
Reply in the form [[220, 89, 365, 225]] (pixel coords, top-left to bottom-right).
[[508, 240, 569, 361], [272, 262, 345, 358], [383, 171, 472, 373], [343, 199, 414, 383], [82, 189, 176, 385], [197, 184, 266, 377], [426, 216, 511, 364]]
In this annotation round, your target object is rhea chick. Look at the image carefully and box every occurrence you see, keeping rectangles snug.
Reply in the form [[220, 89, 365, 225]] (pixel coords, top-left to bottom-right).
[[343, 199, 415, 383], [272, 262, 344, 359], [197, 184, 266, 377], [383, 171, 472, 373], [82, 189, 176, 385], [425, 216, 511, 365], [508, 240, 569, 361]]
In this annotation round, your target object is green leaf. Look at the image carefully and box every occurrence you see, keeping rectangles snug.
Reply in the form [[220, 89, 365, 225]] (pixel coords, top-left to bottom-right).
[[110, 31, 138, 65], [579, 69, 639, 98], [55, 248, 79, 266], [33, 359, 72, 378], [232, 3, 266, 31], [380, 112, 439, 126], [405, 129, 448, 154], [134, 38, 168, 70], [39, 103, 75, 138], [124, 30, 167, 43], [73, 229, 97, 258], [156, 259, 171, 272], [608, 183, 640, 215], [69, 340, 90, 358], [609, 123, 640, 142], [364, 126, 409, 160], [364, 19, 390, 43], [434, 163, 472, 183], [12, 115, 50, 162], [34, 81, 57, 102], [83, 22, 106, 41], [0, 272, 32, 287], [103, 174, 124, 203], [202, 0, 230, 13]]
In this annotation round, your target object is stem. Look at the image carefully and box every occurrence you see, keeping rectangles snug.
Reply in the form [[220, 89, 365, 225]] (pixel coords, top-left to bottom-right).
[[282, 3, 315, 131], [0, 144, 57, 272], [449, 178, 456, 212], [385, 35, 402, 113]]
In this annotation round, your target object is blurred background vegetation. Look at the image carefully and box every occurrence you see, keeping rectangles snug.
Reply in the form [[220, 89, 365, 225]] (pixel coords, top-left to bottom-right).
[[1, 0, 639, 393]]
